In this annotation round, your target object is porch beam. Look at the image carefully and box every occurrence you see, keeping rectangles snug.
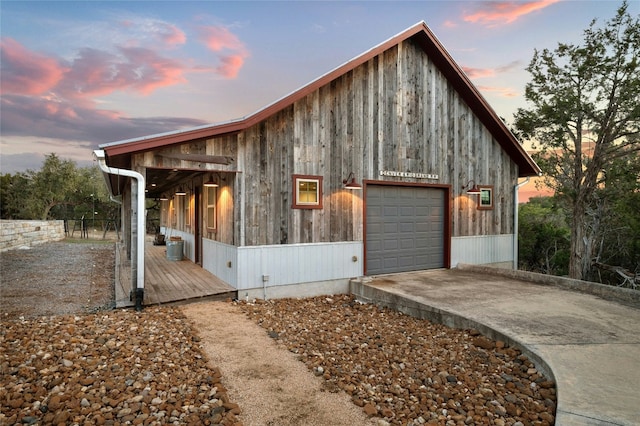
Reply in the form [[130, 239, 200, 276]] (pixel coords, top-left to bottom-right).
[[158, 153, 235, 165]]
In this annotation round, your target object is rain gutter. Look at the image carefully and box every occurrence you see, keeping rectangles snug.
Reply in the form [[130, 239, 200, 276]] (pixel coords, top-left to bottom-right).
[[94, 149, 146, 310]]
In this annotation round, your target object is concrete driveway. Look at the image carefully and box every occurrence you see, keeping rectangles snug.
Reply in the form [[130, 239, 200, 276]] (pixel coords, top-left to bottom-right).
[[351, 267, 640, 425]]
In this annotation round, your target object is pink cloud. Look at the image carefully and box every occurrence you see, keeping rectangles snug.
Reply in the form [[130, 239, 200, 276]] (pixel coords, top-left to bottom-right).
[[155, 22, 186, 46], [55, 46, 188, 100], [464, 0, 560, 26], [119, 46, 188, 94], [1, 38, 189, 103], [216, 54, 245, 79], [198, 25, 249, 78], [477, 85, 519, 98], [118, 19, 186, 48], [0, 38, 67, 95], [443, 20, 458, 29], [199, 26, 245, 52], [463, 61, 521, 79], [463, 66, 496, 79], [1, 93, 208, 144]]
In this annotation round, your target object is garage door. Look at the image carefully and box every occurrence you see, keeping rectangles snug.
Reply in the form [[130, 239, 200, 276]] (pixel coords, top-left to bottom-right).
[[366, 185, 445, 275]]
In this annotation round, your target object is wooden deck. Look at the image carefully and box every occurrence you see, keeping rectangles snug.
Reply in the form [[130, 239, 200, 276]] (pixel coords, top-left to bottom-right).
[[115, 239, 236, 307]]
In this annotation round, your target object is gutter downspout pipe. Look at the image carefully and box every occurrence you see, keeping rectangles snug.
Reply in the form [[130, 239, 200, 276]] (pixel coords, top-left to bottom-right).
[[513, 177, 531, 270], [94, 149, 146, 311]]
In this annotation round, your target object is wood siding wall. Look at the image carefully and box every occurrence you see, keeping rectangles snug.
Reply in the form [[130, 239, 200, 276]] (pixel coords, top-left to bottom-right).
[[134, 36, 518, 248]]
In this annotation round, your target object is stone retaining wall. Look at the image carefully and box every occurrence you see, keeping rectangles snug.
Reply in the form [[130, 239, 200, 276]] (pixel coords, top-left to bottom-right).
[[0, 220, 66, 252]]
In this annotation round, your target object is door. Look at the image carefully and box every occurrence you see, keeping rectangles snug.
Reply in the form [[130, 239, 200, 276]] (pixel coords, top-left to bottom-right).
[[366, 185, 446, 275], [194, 186, 202, 266]]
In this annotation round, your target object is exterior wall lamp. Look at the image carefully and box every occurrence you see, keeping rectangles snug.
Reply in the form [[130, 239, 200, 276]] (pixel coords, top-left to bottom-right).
[[204, 174, 219, 187], [463, 180, 481, 195], [343, 172, 362, 190]]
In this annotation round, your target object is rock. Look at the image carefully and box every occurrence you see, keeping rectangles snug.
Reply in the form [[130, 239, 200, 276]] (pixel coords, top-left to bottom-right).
[[48, 395, 61, 410], [364, 403, 378, 416], [117, 407, 132, 418], [472, 336, 495, 350], [8, 398, 23, 409], [1, 295, 557, 426]]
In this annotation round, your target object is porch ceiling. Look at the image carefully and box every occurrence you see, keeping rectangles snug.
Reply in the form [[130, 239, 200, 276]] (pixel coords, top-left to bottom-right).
[[145, 168, 205, 199]]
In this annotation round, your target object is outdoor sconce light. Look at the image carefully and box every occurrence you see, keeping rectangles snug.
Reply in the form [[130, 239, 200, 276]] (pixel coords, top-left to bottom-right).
[[463, 180, 481, 195], [175, 186, 187, 196], [343, 172, 362, 190], [204, 175, 219, 187]]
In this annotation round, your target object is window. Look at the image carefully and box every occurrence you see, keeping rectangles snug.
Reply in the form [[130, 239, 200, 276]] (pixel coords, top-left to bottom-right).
[[184, 194, 191, 227], [160, 200, 169, 227], [169, 199, 176, 227], [478, 186, 494, 210], [175, 194, 185, 228], [293, 175, 323, 209], [206, 186, 217, 230]]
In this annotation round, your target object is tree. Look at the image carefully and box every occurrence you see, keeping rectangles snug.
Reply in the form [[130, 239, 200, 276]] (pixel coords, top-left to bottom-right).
[[515, 2, 640, 280], [0, 154, 113, 221], [591, 151, 640, 282], [0, 172, 32, 219], [518, 197, 570, 275], [29, 154, 81, 220]]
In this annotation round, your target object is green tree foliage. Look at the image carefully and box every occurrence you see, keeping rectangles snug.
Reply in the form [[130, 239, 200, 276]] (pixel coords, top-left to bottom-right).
[[31, 154, 81, 220], [0, 154, 113, 221], [518, 197, 570, 275], [515, 2, 640, 280], [0, 172, 32, 219], [590, 152, 640, 283]]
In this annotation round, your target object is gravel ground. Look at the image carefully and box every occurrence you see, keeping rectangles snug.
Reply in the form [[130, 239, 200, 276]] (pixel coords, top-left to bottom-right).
[[1, 240, 556, 425], [0, 240, 115, 319]]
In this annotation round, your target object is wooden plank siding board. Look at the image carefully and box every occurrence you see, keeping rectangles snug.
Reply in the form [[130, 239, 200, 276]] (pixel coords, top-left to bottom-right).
[[133, 37, 519, 250]]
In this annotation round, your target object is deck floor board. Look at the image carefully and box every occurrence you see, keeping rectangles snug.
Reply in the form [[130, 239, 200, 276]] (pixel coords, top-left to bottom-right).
[[116, 239, 236, 307]]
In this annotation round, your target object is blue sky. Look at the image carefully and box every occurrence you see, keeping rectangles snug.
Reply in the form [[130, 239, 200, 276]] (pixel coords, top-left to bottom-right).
[[1, 0, 634, 173]]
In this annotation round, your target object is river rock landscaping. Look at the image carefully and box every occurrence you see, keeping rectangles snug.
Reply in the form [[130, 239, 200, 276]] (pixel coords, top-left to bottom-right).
[[1, 240, 556, 425], [240, 296, 556, 426]]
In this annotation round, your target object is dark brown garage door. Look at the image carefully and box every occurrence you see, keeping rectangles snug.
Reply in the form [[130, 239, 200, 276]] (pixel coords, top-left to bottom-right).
[[366, 185, 446, 275]]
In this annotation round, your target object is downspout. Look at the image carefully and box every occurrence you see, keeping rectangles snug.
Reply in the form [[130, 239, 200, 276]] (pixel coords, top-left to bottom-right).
[[94, 149, 146, 311], [513, 177, 531, 270]]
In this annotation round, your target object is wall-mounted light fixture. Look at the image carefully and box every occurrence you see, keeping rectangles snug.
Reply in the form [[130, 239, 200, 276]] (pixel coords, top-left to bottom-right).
[[463, 180, 481, 195], [204, 174, 219, 187], [175, 186, 187, 196], [342, 172, 362, 190]]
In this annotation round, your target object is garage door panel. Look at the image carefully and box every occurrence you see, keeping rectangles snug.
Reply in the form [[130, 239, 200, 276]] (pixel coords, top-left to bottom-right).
[[399, 222, 415, 233], [366, 185, 446, 275]]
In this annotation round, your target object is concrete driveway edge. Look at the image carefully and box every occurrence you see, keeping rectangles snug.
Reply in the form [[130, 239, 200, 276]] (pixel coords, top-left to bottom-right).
[[456, 263, 640, 307]]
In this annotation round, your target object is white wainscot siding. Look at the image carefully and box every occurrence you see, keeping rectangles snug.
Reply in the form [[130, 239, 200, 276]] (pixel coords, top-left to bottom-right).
[[451, 235, 514, 268], [237, 242, 364, 291], [201, 240, 363, 293], [202, 239, 238, 287]]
